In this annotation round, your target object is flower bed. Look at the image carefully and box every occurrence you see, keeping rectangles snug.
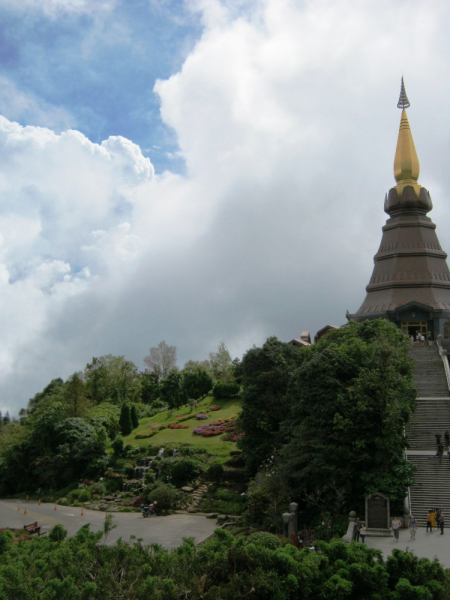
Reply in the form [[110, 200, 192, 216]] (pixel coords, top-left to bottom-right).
[[146, 422, 158, 428], [195, 414, 209, 420], [169, 423, 189, 429], [209, 405, 220, 411], [193, 418, 238, 438]]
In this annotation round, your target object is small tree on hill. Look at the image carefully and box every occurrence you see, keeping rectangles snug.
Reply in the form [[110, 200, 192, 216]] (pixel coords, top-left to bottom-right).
[[119, 404, 132, 436], [130, 404, 139, 430]]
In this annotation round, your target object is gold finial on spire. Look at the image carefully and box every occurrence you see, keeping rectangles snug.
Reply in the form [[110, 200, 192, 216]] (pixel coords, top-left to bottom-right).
[[393, 77, 421, 197]]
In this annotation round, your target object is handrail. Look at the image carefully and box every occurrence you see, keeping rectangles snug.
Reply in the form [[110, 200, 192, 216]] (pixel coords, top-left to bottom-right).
[[437, 335, 450, 392], [404, 426, 412, 519]]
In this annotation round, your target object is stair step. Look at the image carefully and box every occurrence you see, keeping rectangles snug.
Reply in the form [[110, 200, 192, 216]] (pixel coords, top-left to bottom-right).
[[405, 347, 450, 524]]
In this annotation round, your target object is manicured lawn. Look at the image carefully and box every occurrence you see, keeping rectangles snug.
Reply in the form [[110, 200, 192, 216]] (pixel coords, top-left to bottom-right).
[[123, 396, 242, 459]]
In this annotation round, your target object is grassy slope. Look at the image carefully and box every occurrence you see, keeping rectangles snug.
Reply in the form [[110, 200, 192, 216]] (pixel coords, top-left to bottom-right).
[[122, 396, 242, 460]]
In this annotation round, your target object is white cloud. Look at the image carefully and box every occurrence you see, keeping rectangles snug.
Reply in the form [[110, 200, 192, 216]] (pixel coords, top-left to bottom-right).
[[2, 0, 450, 413], [0, 77, 76, 133]]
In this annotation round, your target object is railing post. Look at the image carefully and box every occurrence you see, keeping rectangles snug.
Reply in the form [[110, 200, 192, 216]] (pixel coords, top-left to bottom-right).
[[289, 502, 298, 538], [282, 513, 291, 538]]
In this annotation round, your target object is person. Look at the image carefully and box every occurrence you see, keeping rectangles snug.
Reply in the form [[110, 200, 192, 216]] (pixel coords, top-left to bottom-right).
[[431, 509, 437, 531], [353, 517, 362, 541], [391, 516, 401, 542], [436, 509, 441, 531], [440, 512, 445, 535], [427, 509, 433, 533], [408, 514, 417, 540], [359, 524, 367, 543], [445, 431, 450, 449], [437, 443, 444, 463], [436, 432, 442, 446]]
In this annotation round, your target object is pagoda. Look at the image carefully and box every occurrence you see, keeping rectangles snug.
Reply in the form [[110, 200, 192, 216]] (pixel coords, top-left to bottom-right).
[[347, 79, 450, 340]]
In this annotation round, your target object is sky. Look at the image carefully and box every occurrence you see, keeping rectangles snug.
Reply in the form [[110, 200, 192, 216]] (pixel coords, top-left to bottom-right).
[[1, 0, 450, 414]]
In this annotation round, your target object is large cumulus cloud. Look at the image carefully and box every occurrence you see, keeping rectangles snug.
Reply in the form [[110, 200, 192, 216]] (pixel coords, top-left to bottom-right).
[[1, 0, 450, 413]]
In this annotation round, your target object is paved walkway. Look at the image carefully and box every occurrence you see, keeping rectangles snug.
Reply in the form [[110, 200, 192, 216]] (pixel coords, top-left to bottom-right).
[[364, 527, 450, 568], [0, 500, 217, 549]]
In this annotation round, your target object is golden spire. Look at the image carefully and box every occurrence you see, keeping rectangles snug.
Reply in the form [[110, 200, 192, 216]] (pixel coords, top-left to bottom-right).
[[393, 77, 421, 197]]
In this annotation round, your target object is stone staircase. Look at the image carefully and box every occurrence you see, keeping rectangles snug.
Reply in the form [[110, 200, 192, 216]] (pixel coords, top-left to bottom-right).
[[406, 345, 450, 525]]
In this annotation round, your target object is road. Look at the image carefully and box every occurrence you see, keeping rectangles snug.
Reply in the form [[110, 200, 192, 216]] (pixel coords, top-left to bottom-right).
[[0, 499, 218, 549]]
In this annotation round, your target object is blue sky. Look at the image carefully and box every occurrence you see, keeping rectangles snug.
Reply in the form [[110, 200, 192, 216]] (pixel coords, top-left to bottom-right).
[[0, 0, 201, 171], [1, 0, 450, 414]]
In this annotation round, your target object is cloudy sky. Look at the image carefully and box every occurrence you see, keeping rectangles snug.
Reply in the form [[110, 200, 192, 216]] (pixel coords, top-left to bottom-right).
[[1, 0, 450, 414]]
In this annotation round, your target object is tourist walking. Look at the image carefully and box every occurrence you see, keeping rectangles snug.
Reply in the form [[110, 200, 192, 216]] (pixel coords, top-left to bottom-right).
[[391, 516, 401, 542], [436, 432, 442, 446], [359, 524, 367, 543], [439, 512, 445, 535], [427, 509, 434, 533], [353, 518, 362, 542], [445, 431, 450, 449], [437, 444, 444, 463], [431, 509, 437, 530], [408, 514, 417, 540]]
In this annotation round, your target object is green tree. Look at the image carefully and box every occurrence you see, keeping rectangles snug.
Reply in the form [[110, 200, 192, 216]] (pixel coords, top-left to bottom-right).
[[84, 355, 141, 405], [130, 404, 139, 429], [209, 341, 234, 383], [89, 402, 120, 439], [181, 364, 213, 400], [238, 336, 304, 475], [27, 378, 65, 414], [160, 371, 185, 410], [140, 371, 160, 404], [63, 372, 92, 418], [119, 404, 133, 436], [282, 319, 416, 511]]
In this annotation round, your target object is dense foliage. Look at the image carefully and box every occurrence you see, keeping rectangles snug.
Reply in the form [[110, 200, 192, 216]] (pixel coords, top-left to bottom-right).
[[239, 320, 416, 514], [0, 522, 448, 599]]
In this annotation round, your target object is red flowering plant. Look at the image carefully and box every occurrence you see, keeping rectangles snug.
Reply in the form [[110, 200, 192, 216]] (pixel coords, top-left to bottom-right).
[[209, 405, 220, 411], [169, 423, 189, 429], [195, 414, 209, 420]]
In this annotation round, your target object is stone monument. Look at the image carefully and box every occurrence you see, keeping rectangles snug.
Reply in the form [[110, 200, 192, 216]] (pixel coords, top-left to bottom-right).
[[365, 492, 393, 536]]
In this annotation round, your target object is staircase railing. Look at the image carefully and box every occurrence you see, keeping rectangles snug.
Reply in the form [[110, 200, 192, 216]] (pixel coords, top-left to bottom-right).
[[437, 335, 450, 392]]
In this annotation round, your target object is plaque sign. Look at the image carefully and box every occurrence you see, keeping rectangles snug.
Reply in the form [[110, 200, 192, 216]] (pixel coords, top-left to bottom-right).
[[366, 492, 390, 529]]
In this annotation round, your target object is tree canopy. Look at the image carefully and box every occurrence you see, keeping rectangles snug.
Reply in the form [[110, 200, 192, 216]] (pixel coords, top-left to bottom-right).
[[239, 320, 416, 512]]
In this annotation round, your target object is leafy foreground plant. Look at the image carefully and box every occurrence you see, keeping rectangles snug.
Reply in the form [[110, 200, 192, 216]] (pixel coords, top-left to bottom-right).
[[0, 522, 448, 599]]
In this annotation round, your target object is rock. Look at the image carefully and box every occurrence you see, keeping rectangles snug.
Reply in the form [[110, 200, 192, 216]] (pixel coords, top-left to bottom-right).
[[187, 507, 197, 513], [206, 513, 218, 519], [182, 487, 194, 493], [217, 515, 229, 523]]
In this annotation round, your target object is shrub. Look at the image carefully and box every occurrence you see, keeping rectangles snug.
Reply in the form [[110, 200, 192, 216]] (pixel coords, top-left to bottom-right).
[[206, 463, 224, 482], [0, 530, 14, 553], [160, 457, 203, 487], [209, 405, 220, 411], [49, 524, 68, 543], [195, 414, 208, 420], [111, 435, 124, 456], [150, 483, 177, 510], [144, 471, 155, 485], [68, 488, 91, 503], [213, 382, 240, 399], [169, 423, 189, 429], [245, 532, 281, 550], [119, 404, 133, 436], [135, 432, 156, 439], [91, 482, 106, 496]]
